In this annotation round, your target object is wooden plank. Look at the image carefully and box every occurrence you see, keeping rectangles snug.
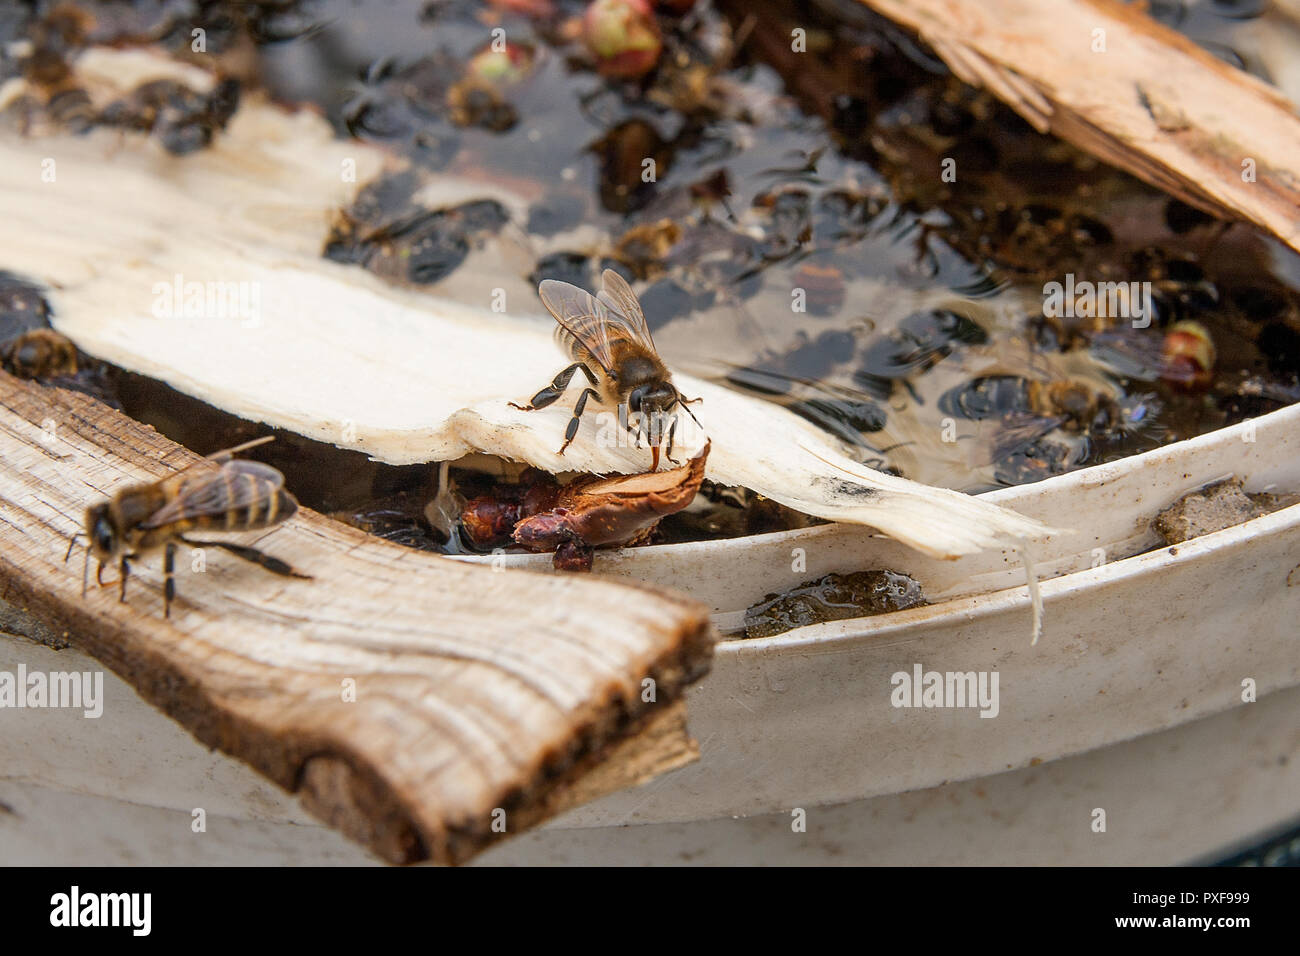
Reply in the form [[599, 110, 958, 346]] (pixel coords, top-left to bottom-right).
[[859, 0, 1300, 253], [0, 371, 715, 864]]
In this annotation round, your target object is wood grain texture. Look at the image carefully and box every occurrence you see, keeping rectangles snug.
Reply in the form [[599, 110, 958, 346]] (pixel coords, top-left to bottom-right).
[[859, 0, 1300, 253], [0, 371, 715, 864]]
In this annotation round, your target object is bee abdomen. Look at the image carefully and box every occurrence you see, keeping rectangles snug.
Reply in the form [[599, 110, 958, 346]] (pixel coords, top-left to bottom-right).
[[224, 473, 298, 530], [268, 488, 299, 525]]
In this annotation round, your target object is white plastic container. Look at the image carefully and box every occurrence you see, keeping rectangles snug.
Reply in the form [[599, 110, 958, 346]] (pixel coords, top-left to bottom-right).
[[2, 404, 1297, 864]]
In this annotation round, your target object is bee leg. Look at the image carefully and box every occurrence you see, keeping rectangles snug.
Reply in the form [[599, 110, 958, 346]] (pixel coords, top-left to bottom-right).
[[625, 410, 641, 449], [179, 537, 312, 580], [558, 388, 601, 455], [118, 555, 132, 603], [163, 542, 176, 619], [509, 363, 596, 412], [664, 416, 680, 466]]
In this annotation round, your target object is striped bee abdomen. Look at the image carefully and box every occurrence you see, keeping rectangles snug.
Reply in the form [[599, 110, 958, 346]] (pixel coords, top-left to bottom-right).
[[221, 469, 298, 530]]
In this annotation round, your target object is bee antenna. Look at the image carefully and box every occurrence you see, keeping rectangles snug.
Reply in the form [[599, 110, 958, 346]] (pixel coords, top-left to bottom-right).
[[64, 531, 83, 564], [680, 399, 703, 428], [82, 546, 90, 599], [216, 435, 277, 457]]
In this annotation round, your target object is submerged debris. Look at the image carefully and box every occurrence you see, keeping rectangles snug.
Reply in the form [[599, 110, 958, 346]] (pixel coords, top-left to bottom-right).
[[446, 43, 535, 132], [99, 76, 240, 155], [744, 569, 927, 639], [1153, 478, 1266, 545], [332, 494, 447, 552], [2, 5, 242, 154], [324, 174, 510, 286]]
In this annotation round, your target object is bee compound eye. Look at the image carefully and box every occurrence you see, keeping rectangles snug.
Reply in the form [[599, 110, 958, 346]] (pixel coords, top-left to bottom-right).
[[93, 520, 114, 554]]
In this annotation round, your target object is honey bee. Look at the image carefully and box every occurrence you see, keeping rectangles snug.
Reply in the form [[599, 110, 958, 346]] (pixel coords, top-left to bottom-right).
[[2, 328, 77, 379], [511, 269, 702, 469], [67, 436, 309, 618]]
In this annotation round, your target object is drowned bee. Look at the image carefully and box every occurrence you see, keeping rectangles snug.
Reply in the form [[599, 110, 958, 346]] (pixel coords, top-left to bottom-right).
[[511, 269, 703, 469], [67, 436, 310, 618]]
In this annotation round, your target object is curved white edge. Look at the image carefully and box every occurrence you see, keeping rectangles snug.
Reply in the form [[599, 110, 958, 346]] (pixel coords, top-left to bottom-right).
[[450, 402, 1300, 630], [554, 500, 1300, 825]]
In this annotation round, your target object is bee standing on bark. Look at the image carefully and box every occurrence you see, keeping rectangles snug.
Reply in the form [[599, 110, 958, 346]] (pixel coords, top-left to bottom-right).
[[512, 269, 703, 469], [67, 436, 310, 618]]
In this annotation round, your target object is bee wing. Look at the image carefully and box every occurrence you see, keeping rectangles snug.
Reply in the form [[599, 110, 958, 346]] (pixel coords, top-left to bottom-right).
[[538, 278, 621, 373], [147, 434, 278, 488], [977, 413, 1068, 467], [594, 268, 658, 353], [1088, 330, 1167, 381], [139, 459, 286, 530]]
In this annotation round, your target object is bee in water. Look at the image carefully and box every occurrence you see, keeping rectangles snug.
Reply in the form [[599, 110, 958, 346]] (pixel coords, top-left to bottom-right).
[[511, 269, 702, 469], [67, 436, 309, 618]]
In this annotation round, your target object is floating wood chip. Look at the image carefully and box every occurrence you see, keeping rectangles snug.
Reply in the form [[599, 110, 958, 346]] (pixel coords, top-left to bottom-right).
[[0, 371, 714, 864], [858, 0, 1300, 254], [0, 49, 1051, 561]]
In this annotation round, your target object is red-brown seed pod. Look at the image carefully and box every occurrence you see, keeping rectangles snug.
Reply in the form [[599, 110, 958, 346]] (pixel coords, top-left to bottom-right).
[[1161, 320, 1216, 390], [486, 0, 556, 16], [465, 43, 535, 88], [459, 469, 559, 548], [519, 475, 561, 516], [513, 442, 709, 569], [553, 538, 596, 572], [459, 497, 524, 548], [582, 0, 662, 80]]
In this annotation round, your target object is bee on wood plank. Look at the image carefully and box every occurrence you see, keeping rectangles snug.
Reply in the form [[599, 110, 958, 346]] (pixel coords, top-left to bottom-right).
[[512, 269, 703, 469], [67, 437, 309, 618]]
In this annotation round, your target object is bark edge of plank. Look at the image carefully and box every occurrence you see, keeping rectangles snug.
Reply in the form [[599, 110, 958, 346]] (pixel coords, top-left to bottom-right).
[[858, 0, 1300, 254]]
